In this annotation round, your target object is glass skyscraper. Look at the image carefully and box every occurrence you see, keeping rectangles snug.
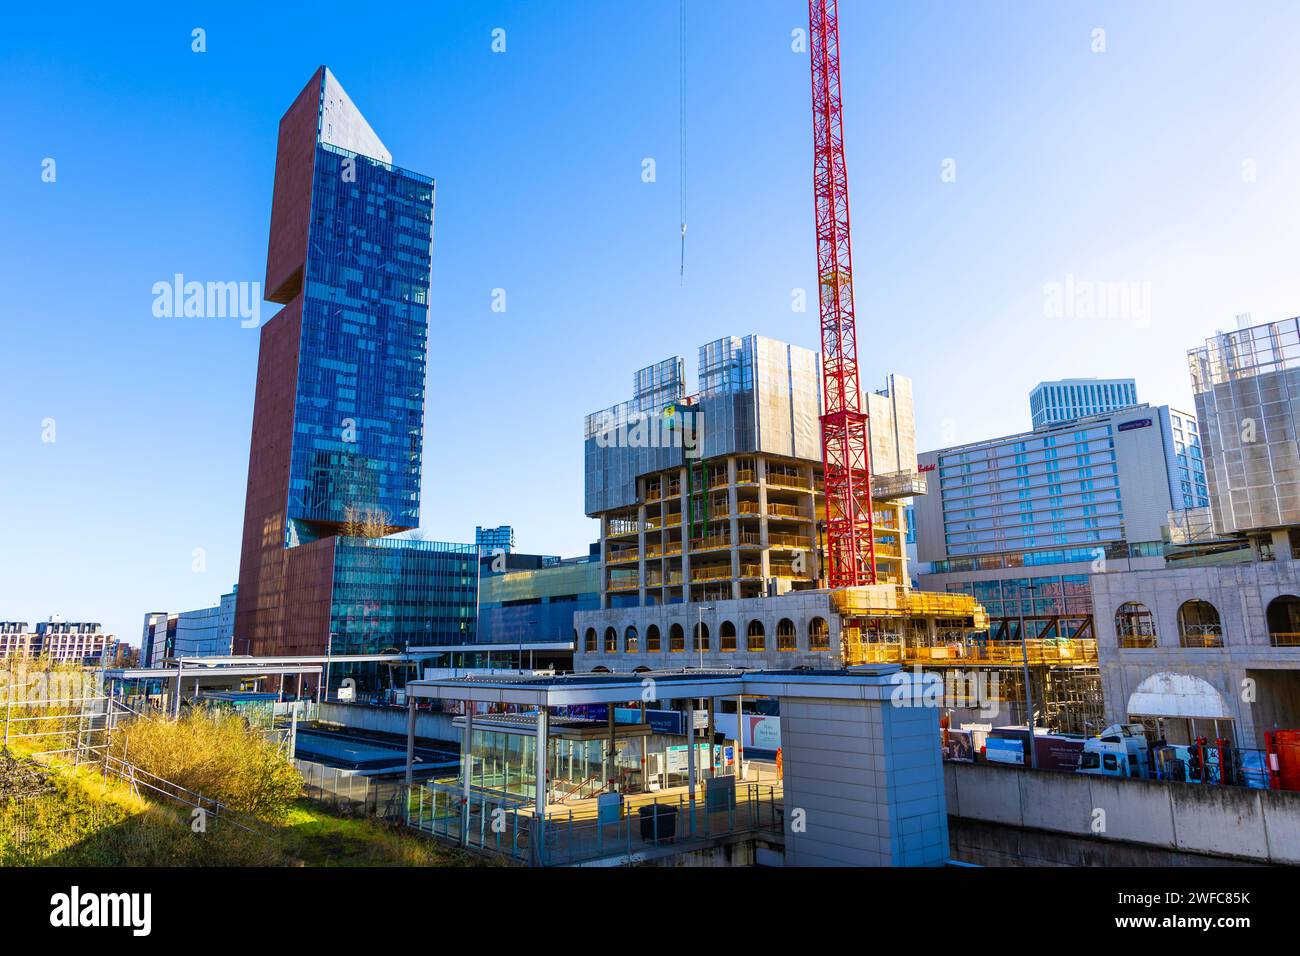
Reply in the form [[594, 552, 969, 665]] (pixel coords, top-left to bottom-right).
[[235, 68, 475, 689]]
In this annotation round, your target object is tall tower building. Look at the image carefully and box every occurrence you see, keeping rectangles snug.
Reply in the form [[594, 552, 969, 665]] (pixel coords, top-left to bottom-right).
[[234, 68, 475, 686]]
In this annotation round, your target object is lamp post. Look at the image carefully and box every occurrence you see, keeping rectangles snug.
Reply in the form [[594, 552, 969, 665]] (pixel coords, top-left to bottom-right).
[[1017, 584, 1039, 769]]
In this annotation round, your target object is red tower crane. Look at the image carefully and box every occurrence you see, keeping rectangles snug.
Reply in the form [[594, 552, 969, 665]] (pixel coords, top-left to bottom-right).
[[808, 0, 876, 588]]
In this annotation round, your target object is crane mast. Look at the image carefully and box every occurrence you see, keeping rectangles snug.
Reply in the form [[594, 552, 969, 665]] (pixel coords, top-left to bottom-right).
[[809, 0, 876, 588]]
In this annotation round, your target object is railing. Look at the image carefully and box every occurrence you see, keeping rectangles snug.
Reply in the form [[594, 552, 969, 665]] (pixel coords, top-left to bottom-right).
[[406, 782, 783, 866], [843, 638, 1100, 667], [767, 502, 804, 518], [690, 566, 732, 582], [765, 472, 807, 490], [768, 532, 811, 549], [606, 550, 639, 565], [1118, 631, 1158, 648], [689, 534, 732, 552], [1179, 627, 1224, 649], [1270, 632, 1300, 647], [735, 469, 756, 484]]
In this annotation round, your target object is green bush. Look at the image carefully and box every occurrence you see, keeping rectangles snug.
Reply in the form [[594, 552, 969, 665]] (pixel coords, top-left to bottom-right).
[[113, 709, 302, 821]]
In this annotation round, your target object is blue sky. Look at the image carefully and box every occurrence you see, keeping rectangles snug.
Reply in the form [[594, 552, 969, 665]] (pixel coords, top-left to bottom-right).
[[3, 1, 1300, 644]]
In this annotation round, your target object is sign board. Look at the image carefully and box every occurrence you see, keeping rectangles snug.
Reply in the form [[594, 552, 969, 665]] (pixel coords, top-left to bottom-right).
[[1118, 418, 1152, 432], [985, 736, 1027, 766], [693, 710, 709, 730], [665, 743, 709, 773], [942, 729, 975, 762], [336, 684, 355, 702], [747, 715, 782, 750], [613, 706, 684, 735]]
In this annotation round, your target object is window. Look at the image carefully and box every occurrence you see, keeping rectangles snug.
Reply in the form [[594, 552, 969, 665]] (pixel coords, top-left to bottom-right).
[[747, 619, 765, 652], [604, 627, 617, 653], [1103, 754, 1118, 772], [693, 621, 710, 652], [646, 624, 661, 652], [669, 623, 685, 652], [777, 618, 797, 652], [1266, 595, 1300, 647], [809, 617, 830, 651], [1115, 602, 1156, 648], [584, 628, 597, 653], [1177, 600, 1223, 648], [719, 620, 737, 652], [624, 625, 639, 653]]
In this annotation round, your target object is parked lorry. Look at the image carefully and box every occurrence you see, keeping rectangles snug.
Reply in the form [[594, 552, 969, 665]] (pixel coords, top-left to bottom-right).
[[1076, 723, 1151, 778]]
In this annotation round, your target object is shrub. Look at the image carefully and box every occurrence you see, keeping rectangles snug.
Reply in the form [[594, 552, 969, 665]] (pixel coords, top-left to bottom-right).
[[113, 709, 302, 821]]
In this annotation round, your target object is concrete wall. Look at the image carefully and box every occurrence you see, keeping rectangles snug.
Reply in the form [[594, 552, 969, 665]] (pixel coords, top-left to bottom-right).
[[1091, 561, 1300, 746], [318, 701, 458, 744], [945, 760, 1300, 865]]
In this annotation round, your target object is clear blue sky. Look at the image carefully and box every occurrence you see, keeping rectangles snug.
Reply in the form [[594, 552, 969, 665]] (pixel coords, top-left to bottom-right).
[[3, 1, 1300, 645]]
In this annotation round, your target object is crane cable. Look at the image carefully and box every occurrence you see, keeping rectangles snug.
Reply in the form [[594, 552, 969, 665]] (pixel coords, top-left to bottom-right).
[[679, 0, 687, 284]]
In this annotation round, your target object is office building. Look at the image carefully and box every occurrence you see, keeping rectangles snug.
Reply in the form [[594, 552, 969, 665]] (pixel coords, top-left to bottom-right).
[[1029, 377, 1138, 428], [476, 525, 516, 557], [233, 67, 476, 691]]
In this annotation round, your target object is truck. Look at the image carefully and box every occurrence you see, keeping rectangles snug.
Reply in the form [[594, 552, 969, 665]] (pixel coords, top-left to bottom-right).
[[1076, 723, 1151, 778]]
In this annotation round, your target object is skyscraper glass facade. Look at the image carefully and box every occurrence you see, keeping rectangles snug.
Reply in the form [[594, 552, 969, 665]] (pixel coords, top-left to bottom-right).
[[287, 142, 433, 535], [235, 68, 474, 683]]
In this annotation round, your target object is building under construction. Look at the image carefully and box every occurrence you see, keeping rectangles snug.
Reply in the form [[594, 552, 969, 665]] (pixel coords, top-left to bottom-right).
[[575, 336, 1102, 733]]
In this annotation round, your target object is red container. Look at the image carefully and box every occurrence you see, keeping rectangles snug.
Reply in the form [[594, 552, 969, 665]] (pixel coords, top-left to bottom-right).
[[1266, 730, 1300, 791]]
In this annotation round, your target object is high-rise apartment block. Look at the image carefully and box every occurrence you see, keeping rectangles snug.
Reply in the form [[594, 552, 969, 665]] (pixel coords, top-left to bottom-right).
[[233, 68, 476, 687]]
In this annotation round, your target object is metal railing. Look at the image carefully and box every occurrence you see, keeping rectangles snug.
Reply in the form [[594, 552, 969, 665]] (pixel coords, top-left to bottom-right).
[[844, 638, 1100, 666], [407, 782, 783, 866]]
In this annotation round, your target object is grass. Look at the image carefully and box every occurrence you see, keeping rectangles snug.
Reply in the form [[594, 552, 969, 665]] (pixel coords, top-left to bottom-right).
[[281, 801, 478, 866], [0, 750, 480, 867]]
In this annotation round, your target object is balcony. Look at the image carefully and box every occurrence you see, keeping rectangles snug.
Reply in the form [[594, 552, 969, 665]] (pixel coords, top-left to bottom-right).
[[842, 638, 1099, 667], [765, 471, 807, 490], [768, 532, 811, 550], [1270, 632, 1300, 647], [690, 566, 733, 582], [689, 534, 732, 553]]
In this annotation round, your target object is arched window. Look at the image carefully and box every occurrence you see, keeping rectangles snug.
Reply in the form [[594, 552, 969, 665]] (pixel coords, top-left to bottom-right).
[[669, 623, 686, 652], [747, 619, 766, 652], [1177, 600, 1223, 648], [584, 627, 597, 653], [604, 627, 618, 653], [592, 666, 611, 674], [693, 621, 710, 652], [777, 618, 797, 651], [624, 625, 639, 653], [1267, 595, 1300, 646], [1115, 602, 1156, 648], [809, 617, 830, 651], [646, 624, 661, 652], [719, 620, 737, 652]]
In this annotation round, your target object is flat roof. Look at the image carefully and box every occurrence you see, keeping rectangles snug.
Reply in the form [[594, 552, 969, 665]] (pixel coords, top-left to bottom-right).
[[405, 665, 903, 707], [407, 642, 575, 653], [105, 663, 323, 680]]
